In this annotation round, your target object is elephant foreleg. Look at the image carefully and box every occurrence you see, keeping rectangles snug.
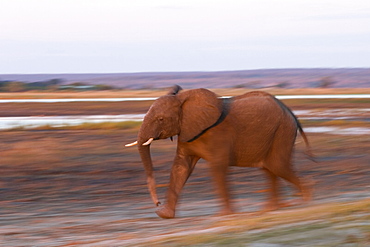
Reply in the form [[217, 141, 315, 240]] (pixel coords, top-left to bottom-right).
[[156, 155, 199, 219]]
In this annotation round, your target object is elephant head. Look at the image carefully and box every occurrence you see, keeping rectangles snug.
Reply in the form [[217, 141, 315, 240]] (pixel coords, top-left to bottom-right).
[[126, 85, 223, 207]]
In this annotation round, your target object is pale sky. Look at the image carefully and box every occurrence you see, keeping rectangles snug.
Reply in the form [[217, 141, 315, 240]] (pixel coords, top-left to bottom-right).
[[0, 0, 369, 74]]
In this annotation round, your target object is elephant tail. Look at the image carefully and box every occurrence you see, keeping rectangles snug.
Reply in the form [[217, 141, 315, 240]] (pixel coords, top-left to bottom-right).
[[273, 97, 317, 162], [296, 119, 316, 162]]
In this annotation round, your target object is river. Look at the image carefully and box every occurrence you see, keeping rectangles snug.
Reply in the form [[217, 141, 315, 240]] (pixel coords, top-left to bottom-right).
[[1, 94, 369, 132], [1, 109, 369, 134], [1, 94, 370, 103]]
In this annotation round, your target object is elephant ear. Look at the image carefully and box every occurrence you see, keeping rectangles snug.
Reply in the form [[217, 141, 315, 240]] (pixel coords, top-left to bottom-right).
[[177, 88, 223, 142]]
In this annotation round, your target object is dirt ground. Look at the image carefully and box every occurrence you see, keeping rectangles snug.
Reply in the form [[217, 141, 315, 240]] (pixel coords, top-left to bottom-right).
[[1, 92, 370, 246], [1, 129, 369, 246]]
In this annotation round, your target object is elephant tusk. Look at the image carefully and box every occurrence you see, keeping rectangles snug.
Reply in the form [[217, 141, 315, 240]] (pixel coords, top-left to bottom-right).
[[125, 141, 138, 147], [142, 138, 154, 146]]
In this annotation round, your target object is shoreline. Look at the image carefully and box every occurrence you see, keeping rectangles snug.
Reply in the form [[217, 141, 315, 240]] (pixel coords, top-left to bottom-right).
[[1, 88, 370, 99]]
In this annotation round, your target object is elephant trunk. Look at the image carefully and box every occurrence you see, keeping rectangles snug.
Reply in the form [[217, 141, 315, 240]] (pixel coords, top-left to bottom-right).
[[138, 142, 161, 207]]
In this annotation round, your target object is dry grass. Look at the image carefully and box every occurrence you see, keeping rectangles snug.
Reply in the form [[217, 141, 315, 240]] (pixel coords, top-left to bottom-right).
[[0, 90, 167, 99], [215, 199, 370, 230], [31, 121, 142, 131], [1, 88, 370, 99], [1, 128, 369, 246], [148, 199, 370, 246], [1, 90, 370, 246], [213, 87, 370, 96], [301, 119, 370, 128]]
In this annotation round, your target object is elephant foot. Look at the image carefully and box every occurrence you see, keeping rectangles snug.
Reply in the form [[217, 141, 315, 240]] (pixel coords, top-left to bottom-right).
[[216, 207, 235, 217], [292, 189, 312, 205], [254, 203, 280, 215], [279, 201, 295, 208], [296, 179, 313, 202], [155, 204, 175, 219], [302, 187, 313, 203]]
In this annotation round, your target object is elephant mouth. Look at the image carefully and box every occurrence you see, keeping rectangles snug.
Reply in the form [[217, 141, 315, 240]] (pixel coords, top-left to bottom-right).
[[157, 130, 173, 141], [143, 134, 174, 145]]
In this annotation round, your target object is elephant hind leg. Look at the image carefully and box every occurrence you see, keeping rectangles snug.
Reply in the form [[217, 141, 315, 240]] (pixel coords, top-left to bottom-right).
[[282, 170, 311, 203], [264, 123, 311, 205], [261, 168, 280, 212], [265, 162, 311, 205]]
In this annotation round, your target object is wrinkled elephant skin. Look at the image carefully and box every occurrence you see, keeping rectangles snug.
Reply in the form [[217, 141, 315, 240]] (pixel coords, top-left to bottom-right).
[[126, 85, 312, 219]]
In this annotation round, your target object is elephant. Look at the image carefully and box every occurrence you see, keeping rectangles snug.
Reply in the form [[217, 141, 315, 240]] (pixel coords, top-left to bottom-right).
[[125, 85, 312, 219]]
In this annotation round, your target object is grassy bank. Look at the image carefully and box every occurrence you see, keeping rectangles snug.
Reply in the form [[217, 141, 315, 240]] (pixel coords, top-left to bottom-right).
[[148, 199, 370, 246], [8, 121, 143, 131], [4, 118, 369, 132], [1, 126, 369, 246], [1, 88, 370, 99]]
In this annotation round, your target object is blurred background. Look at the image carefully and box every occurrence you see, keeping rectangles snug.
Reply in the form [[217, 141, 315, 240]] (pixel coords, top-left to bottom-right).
[[0, 0, 369, 246]]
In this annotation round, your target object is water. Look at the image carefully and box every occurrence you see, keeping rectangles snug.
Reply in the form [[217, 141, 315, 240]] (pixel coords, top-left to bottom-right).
[[0, 109, 369, 134], [0, 98, 157, 103], [0, 114, 145, 130], [276, 94, 370, 99], [297, 108, 370, 122], [304, 127, 370, 135], [295, 108, 370, 117], [1, 94, 370, 103], [1, 95, 369, 133]]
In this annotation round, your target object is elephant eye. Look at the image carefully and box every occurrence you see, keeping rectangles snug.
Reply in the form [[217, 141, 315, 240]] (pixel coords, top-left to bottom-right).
[[158, 117, 164, 121]]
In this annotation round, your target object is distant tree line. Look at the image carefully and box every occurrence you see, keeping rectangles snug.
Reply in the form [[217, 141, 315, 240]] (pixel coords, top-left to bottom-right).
[[0, 79, 115, 92], [232, 76, 336, 89], [0, 75, 337, 92]]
